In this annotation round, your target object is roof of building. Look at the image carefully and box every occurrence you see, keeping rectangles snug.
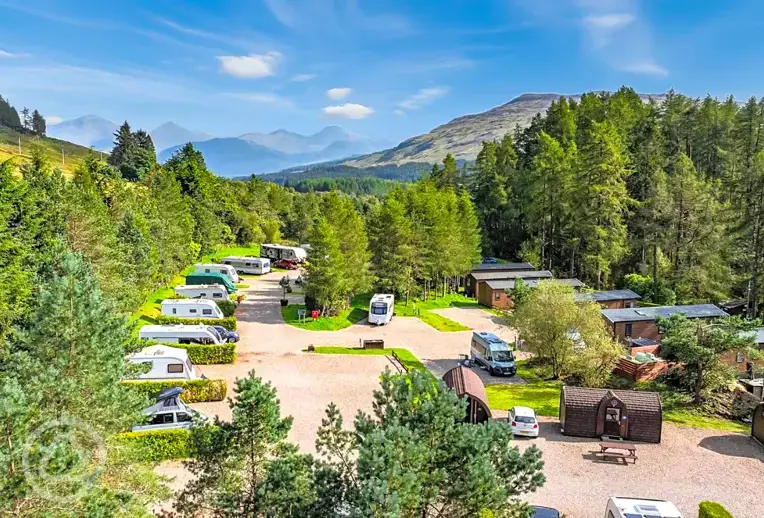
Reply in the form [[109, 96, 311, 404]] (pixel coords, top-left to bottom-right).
[[471, 262, 535, 272], [740, 327, 764, 344], [441, 366, 492, 418], [469, 270, 554, 281], [601, 304, 728, 324], [575, 289, 642, 303], [485, 278, 585, 290], [562, 386, 662, 414], [630, 337, 659, 347]]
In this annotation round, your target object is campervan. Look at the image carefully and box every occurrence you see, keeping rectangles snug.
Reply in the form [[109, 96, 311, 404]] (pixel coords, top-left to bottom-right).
[[470, 331, 516, 376], [194, 263, 240, 283], [128, 344, 201, 380], [221, 256, 271, 275], [185, 272, 237, 293], [174, 284, 228, 300], [161, 299, 223, 319], [138, 324, 225, 345], [260, 243, 307, 263], [604, 497, 683, 518], [132, 387, 207, 432], [368, 294, 394, 325]]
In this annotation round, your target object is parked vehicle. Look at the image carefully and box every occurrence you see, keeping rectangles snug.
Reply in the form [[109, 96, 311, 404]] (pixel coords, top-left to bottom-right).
[[368, 294, 394, 326], [261, 243, 307, 263], [470, 331, 516, 376], [128, 344, 201, 380], [138, 324, 225, 345], [221, 256, 271, 275], [185, 272, 237, 293], [161, 299, 223, 319], [211, 325, 240, 343], [482, 256, 498, 264], [274, 259, 299, 270], [529, 506, 561, 518], [174, 284, 229, 300], [131, 387, 207, 432], [194, 263, 240, 284], [604, 497, 683, 518], [508, 406, 539, 437]]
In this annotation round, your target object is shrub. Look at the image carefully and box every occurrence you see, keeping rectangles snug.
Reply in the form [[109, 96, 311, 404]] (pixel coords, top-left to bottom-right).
[[136, 340, 236, 364], [122, 378, 227, 402], [116, 428, 191, 461], [699, 501, 734, 518], [215, 299, 237, 317], [155, 315, 237, 330]]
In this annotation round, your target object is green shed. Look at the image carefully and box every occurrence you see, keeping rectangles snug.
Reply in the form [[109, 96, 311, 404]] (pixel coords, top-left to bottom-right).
[[185, 272, 237, 293]]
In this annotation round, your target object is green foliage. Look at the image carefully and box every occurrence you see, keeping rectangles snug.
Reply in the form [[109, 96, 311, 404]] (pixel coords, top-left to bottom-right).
[[0, 94, 22, 128], [281, 294, 369, 331], [699, 501, 735, 518], [486, 361, 562, 417], [511, 277, 532, 308], [116, 428, 191, 461], [290, 176, 401, 196], [623, 272, 676, 305], [310, 346, 429, 373], [215, 299, 237, 317], [139, 341, 236, 364], [155, 314, 237, 330], [122, 378, 227, 403]]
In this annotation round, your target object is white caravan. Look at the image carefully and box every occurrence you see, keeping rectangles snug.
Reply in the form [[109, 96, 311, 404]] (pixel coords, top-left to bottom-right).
[[161, 299, 223, 319], [368, 294, 394, 325], [221, 256, 271, 275], [129, 344, 201, 380], [174, 284, 228, 300], [193, 263, 240, 284], [138, 324, 224, 345], [132, 387, 207, 432], [604, 497, 683, 518], [260, 243, 307, 263]]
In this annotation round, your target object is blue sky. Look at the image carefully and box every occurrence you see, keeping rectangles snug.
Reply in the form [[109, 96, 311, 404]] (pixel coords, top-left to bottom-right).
[[1, 0, 763, 143]]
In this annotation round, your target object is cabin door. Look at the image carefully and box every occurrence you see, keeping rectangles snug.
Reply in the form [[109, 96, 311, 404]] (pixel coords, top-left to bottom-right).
[[604, 408, 621, 436], [596, 392, 628, 438]]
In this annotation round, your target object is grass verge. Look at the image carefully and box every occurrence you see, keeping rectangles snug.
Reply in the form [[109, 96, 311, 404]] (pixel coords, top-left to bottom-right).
[[281, 294, 370, 331], [393, 293, 476, 332], [309, 346, 429, 373]]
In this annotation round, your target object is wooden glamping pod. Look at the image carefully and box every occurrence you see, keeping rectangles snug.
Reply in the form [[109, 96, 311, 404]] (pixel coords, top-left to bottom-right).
[[560, 386, 663, 443], [442, 366, 492, 424], [753, 403, 764, 446]]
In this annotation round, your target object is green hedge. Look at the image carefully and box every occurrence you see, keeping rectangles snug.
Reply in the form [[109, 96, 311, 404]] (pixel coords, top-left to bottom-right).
[[699, 502, 734, 518], [116, 428, 191, 461], [215, 299, 237, 317], [122, 378, 227, 402], [137, 340, 235, 364], [155, 315, 237, 330]]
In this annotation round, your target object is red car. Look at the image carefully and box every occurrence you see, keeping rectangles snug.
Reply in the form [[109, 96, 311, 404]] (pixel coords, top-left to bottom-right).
[[274, 259, 299, 270]]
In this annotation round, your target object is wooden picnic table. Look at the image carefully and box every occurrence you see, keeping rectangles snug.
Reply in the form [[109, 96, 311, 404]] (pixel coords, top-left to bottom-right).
[[598, 441, 638, 463]]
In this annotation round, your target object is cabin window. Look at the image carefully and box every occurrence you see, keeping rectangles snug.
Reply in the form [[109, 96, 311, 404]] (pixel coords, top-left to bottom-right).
[[150, 413, 175, 425], [213, 293, 222, 298], [736, 352, 745, 363], [494, 291, 501, 301], [624, 323, 633, 337], [167, 363, 184, 374], [189, 309, 197, 314], [176, 412, 192, 423], [202, 309, 212, 316]]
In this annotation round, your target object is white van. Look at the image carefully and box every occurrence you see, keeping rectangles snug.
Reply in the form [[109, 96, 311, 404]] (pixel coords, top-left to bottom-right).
[[193, 263, 240, 284], [368, 294, 394, 325], [174, 284, 229, 300], [132, 387, 206, 432], [138, 324, 224, 345], [261, 243, 307, 263], [221, 256, 271, 275], [161, 299, 223, 319], [471, 331, 516, 376], [128, 344, 201, 380], [604, 497, 683, 518]]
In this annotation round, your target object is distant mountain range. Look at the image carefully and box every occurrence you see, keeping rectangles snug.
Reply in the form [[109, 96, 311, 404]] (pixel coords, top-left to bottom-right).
[[47, 115, 119, 151]]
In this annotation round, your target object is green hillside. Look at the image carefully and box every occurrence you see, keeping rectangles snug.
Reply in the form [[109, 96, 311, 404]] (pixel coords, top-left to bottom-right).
[[0, 126, 99, 176]]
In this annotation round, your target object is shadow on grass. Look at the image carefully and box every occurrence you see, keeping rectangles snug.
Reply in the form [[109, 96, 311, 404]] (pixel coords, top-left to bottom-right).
[[346, 307, 368, 325]]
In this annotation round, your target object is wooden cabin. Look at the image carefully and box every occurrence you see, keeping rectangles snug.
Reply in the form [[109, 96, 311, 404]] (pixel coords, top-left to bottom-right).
[[601, 304, 728, 344], [753, 403, 764, 447], [575, 289, 641, 310], [465, 269, 552, 298], [479, 278, 584, 309], [442, 365, 492, 424]]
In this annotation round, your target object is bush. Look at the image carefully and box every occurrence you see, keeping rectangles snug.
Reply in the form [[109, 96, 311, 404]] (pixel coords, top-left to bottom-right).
[[137, 340, 236, 364], [122, 378, 227, 402], [116, 428, 191, 461], [215, 299, 237, 317], [699, 501, 734, 518], [155, 315, 237, 330]]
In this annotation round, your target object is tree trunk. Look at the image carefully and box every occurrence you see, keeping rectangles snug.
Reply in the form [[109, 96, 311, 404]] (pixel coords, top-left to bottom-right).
[[652, 243, 659, 302]]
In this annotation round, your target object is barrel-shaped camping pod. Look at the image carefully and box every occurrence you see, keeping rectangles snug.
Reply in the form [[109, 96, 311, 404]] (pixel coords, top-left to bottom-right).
[[442, 365, 492, 424], [753, 403, 764, 446], [560, 386, 663, 443]]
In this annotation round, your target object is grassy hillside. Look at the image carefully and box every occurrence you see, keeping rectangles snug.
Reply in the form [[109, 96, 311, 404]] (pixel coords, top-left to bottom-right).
[[0, 126, 99, 176]]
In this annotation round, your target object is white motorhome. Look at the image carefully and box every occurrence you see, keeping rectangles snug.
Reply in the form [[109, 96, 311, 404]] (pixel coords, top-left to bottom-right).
[[368, 294, 394, 325], [604, 497, 683, 518], [221, 256, 271, 275], [471, 331, 517, 376], [161, 299, 223, 319], [174, 284, 228, 300], [193, 263, 240, 284], [138, 324, 224, 345], [128, 344, 201, 380], [132, 387, 207, 432], [260, 243, 307, 263]]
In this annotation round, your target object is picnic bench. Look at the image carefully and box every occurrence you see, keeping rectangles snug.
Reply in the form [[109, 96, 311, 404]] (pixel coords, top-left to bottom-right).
[[597, 441, 638, 464]]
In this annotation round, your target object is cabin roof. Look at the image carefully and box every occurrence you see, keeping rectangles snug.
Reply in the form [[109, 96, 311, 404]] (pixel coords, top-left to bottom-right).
[[562, 386, 662, 413], [441, 366, 492, 418], [740, 327, 764, 344], [601, 304, 728, 324], [470, 270, 554, 281], [575, 289, 642, 302], [471, 262, 535, 272], [484, 278, 584, 290]]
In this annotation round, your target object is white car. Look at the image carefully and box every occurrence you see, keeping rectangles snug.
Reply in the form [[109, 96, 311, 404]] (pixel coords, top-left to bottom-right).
[[508, 406, 539, 437]]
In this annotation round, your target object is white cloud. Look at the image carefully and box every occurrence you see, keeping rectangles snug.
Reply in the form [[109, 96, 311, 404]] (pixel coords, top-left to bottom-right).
[[326, 87, 352, 100], [322, 103, 374, 120], [217, 52, 281, 78], [263, 0, 298, 28], [583, 13, 635, 30], [393, 109, 406, 116], [226, 92, 294, 107], [46, 115, 63, 125], [618, 60, 669, 77], [0, 50, 21, 58], [399, 87, 448, 110], [292, 73, 317, 82]]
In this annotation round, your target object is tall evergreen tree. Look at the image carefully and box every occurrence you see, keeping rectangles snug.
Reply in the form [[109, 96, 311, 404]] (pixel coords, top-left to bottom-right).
[[30, 110, 46, 136]]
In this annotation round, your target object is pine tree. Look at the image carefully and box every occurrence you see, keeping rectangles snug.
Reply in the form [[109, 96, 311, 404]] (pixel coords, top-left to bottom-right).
[[30, 109, 46, 136], [305, 216, 347, 314], [0, 95, 21, 128], [108, 121, 135, 169], [368, 194, 415, 298], [20, 107, 31, 130]]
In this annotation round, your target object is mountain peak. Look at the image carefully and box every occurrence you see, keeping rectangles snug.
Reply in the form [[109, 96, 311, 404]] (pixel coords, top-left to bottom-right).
[[508, 93, 564, 104]]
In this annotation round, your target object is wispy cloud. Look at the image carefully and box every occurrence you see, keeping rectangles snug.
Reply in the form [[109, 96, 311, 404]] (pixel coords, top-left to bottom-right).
[[326, 87, 352, 100], [0, 50, 22, 58], [217, 52, 282, 78], [584, 13, 635, 30], [225, 92, 294, 107], [393, 109, 406, 116], [322, 103, 374, 119], [262, 0, 411, 35], [619, 60, 668, 77], [46, 115, 63, 125], [292, 73, 317, 82], [399, 87, 448, 110]]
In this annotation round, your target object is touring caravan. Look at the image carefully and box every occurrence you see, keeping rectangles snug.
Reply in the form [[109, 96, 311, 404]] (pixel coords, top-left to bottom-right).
[[185, 272, 237, 293], [604, 497, 683, 518], [193, 263, 240, 284], [161, 299, 223, 319], [138, 324, 225, 345], [368, 294, 394, 325], [128, 344, 201, 380], [260, 243, 307, 263], [221, 256, 271, 275], [470, 331, 516, 376], [174, 284, 229, 300]]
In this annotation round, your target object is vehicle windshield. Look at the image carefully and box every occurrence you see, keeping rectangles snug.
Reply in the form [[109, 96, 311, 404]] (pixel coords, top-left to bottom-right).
[[371, 303, 388, 315], [493, 350, 514, 362], [208, 327, 223, 343]]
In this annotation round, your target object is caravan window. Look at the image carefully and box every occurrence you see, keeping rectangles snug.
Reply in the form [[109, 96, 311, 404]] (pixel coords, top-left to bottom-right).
[[202, 309, 212, 316], [371, 304, 388, 315], [172, 308, 177, 314], [176, 412, 192, 423], [213, 293, 222, 298], [167, 363, 184, 374], [190, 309, 197, 314], [150, 413, 175, 425], [204, 268, 211, 273]]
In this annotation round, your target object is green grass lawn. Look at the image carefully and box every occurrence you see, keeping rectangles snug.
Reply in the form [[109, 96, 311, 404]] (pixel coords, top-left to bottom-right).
[[393, 293, 478, 332], [281, 294, 371, 331], [309, 346, 428, 372]]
